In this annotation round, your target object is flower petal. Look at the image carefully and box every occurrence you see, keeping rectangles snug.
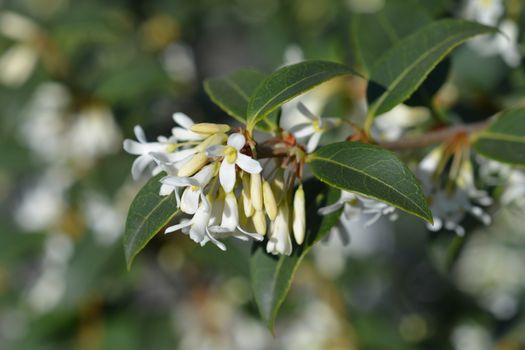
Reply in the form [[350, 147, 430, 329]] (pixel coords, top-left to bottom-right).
[[206, 145, 225, 157], [165, 219, 192, 234], [134, 125, 147, 143], [236, 153, 262, 174], [297, 102, 316, 120], [131, 154, 152, 180], [172, 127, 202, 141], [172, 112, 194, 129], [227, 133, 246, 150], [160, 175, 196, 187], [317, 201, 343, 216], [306, 132, 322, 153], [219, 160, 236, 193], [205, 228, 227, 251], [166, 147, 197, 162], [291, 124, 315, 138], [180, 187, 200, 214]]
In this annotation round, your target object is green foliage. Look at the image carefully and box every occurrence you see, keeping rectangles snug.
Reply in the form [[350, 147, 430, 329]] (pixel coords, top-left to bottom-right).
[[123, 173, 179, 269], [246, 61, 357, 131], [366, 19, 496, 121], [204, 69, 277, 131], [350, 0, 432, 74], [474, 108, 525, 166], [309, 142, 433, 223], [250, 182, 341, 331]]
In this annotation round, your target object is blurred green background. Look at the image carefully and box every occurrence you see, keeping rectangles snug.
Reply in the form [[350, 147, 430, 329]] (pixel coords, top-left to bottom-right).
[[1, 0, 525, 349]]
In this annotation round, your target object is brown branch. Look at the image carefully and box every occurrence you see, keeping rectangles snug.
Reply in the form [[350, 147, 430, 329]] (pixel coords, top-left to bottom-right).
[[377, 120, 490, 151]]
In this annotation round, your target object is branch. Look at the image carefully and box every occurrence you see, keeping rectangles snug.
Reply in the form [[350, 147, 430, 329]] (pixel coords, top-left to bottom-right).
[[377, 120, 489, 151]]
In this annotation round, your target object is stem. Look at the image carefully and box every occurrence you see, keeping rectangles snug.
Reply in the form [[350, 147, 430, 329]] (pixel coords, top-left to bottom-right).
[[377, 120, 489, 151]]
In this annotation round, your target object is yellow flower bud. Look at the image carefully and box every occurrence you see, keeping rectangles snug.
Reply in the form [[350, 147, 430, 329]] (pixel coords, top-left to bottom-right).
[[250, 173, 263, 211], [262, 180, 277, 221], [196, 133, 227, 152], [271, 169, 286, 204], [293, 185, 305, 245], [253, 210, 267, 236], [240, 173, 254, 217], [191, 123, 230, 135], [177, 152, 208, 177]]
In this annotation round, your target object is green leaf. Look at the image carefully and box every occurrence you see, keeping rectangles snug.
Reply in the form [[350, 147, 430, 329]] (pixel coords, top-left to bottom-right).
[[309, 142, 433, 223], [123, 173, 179, 270], [246, 61, 357, 130], [367, 19, 496, 119], [474, 108, 525, 166], [350, 0, 432, 74], [204, 69, 278, 131], [250, 181, 341, 331]]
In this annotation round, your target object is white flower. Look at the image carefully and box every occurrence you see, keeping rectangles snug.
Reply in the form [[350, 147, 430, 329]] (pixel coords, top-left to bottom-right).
[[123, 125, 170, 180], [266, 203, 292, 256], [318, 190, 397, 227], [468, 20, 521, 67], [372, 104, 429, 142], [287, 102, 339, 153], [208, 192, 264, 241], [67, 106, 122, 164], [417, 147, 492, 236], [161, 163, 216, 213], [500, 170, 525, 206], [463, 0, 503, 26], [207, 133, 262, 193], [165, 199, 226, 251]]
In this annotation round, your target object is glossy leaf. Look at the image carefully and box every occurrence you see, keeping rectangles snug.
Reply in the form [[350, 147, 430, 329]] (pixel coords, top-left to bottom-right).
[[123, 173, 179, 269], [246, 61, 356, 130], [204, 69, 277, 131], [474, 108, 525, 166], [309, 142, 432, 222], [350, 0, 432, 74], [250, 182, 341, 332], [367, 19, 496, 118]]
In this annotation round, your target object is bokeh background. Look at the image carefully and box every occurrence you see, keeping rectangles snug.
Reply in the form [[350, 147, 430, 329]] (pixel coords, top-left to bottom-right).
[[1, 0, 525, 349]]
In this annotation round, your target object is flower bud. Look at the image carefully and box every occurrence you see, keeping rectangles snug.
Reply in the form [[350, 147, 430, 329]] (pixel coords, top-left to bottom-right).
[[250, 173, 263, 211], [177, 152, 208, 177], [262, 180, 277, 220], [292, 185, 305, 245], [271, 169, 286, 204], [196, 133, 227, 152], [253, 210, 267, 236], [266, 203, 292, 256], [191, 123, 230, 135]]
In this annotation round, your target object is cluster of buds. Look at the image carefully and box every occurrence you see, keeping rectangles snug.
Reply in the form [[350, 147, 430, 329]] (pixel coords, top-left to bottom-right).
[[124, 113, 306, 255]]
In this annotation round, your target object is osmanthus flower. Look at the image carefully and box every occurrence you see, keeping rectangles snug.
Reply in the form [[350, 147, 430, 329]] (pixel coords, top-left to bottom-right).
[[165, 198, 227, 251], [207, 133, 263, 193], [462, 0, 503, 26], [160, 162, 217, 213], [318, 190, 398, 228], [123, 125, 173, 180], [285, 102, 340, 153], [416, 146, 492, 236]]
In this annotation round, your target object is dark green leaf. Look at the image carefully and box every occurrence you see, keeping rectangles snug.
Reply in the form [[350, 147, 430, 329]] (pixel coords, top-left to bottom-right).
[[474, 108, 525, 166], [309, 142, 432, 222], [250, 181, 341, 331], [367, 19, 496, 118], [123, 173, 179, 269], [204, 69, 278, 131], [246, 61, 357, 130], [350, 0, 432, 74]]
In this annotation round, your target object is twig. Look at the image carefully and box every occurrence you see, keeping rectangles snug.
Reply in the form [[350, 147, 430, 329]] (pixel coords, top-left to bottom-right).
[[378, 120, 489, 151]]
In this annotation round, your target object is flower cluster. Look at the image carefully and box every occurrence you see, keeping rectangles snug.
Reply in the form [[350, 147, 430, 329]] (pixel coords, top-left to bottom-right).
[[416, 139, 492, 236], [124, 113, 307, 255]]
